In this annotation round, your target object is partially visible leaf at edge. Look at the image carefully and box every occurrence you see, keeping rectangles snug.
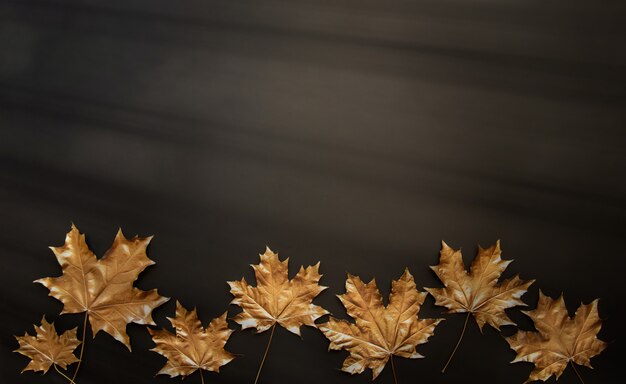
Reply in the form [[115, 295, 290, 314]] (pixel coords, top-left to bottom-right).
[[507, 291, 607, 383], [319, 269, 442, 379], [149, 301, 235, 378]]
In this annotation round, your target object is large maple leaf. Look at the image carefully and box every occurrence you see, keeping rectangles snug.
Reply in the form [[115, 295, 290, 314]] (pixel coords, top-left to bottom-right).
[[227, 246, 329, 335], [36, 224, 169, 349], [319, 269, 442, 380], [425, 240, 534, 331], [149, 301, 235, 379], [506, 291, 607, 383], [14, 316, 80, 374]]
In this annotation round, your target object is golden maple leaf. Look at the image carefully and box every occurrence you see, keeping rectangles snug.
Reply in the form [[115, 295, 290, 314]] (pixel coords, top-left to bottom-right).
[[227, 246, 329, 335], [425, 240, 534, 331], [14, 316, 80, 374], [506, 291, 607, 383], [148, 301, 235, 379], [36, 224, 169, 349], [318, 269, 442, 380]]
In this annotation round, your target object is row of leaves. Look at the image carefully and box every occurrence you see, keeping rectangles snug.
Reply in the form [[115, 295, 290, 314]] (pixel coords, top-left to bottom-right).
[[14, 225, 607, 384]]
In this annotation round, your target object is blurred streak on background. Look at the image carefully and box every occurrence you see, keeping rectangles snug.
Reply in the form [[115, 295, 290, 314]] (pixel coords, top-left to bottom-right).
[[0, 0, 624, 383]]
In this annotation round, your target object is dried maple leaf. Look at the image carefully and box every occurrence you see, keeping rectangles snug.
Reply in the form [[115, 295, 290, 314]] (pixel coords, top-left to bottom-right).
[[425, 240, 534, 331], [149, 301, 235, 379], [36, 224, 169, 349], [425, 240, 534, 372], [14, 316, 80, 373], [227, 246, 329, 335], [506, 291, 607, 383], [319, 269, 442, 380]]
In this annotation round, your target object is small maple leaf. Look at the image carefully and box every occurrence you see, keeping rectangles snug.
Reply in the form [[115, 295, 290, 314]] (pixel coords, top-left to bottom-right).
[[506, 291, 607, 383], [36, 224, 169, 349], [319, 269, 442, 380], [227, 246, 329, 335], [149, 301, 235, 378], [425, 240, 534, 331], [14, 316, 80, 374]]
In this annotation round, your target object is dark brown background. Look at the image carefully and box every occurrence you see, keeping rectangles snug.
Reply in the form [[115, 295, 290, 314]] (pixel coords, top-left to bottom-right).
[[0, 0, 624, 383]]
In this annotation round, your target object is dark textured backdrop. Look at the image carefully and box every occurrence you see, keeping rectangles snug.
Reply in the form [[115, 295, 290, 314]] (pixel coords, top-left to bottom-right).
[[0, 0, 624, 383]]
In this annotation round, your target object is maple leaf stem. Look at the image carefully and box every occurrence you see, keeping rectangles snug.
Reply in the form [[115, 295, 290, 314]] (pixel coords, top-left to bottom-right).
[[71, 312, 89, 382], [254, 323, 276, 384], [570, 361, 585, 384], [54, 364, 76, 384], [441, 312, 470, 373], [199, 369, 205, 384], [390, 355, 399, 384]]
